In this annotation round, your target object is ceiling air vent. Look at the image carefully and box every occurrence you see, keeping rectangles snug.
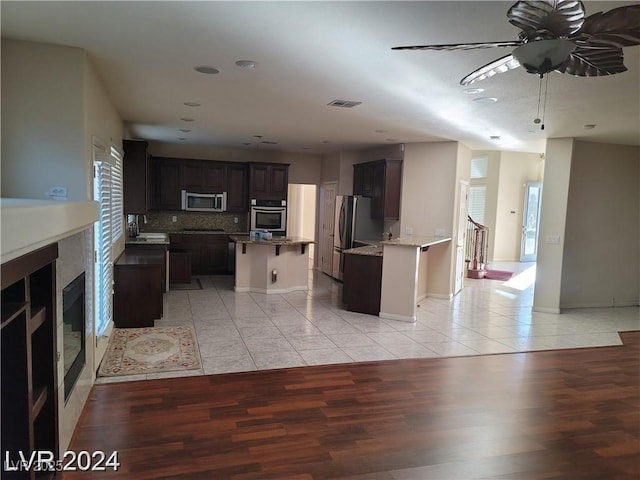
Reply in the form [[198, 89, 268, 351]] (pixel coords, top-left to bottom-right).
[[327, 99, 362, 108]]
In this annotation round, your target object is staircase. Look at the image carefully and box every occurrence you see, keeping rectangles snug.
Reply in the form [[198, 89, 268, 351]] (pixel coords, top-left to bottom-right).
[[466, 216, 488, 279]]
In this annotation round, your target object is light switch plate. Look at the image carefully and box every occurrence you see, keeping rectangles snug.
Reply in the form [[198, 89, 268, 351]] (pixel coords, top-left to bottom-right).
[[405, 227, 414, 235], [545, 235, 560, 244]]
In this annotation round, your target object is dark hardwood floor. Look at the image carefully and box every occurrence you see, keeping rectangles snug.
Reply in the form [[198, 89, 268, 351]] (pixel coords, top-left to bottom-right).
[[63, 332, 640, 480]]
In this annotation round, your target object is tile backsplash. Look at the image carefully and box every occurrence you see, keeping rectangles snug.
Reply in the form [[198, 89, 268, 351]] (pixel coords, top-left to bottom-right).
[[137, 211, 248, 233]]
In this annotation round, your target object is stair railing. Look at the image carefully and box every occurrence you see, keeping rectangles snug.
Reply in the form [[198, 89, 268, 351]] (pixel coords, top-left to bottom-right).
[[466, 215, 488, 279]]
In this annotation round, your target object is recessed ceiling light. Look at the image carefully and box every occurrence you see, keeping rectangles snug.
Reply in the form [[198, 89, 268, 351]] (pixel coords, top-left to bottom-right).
[[386, 138, 398, 142], [178, 137, 187, 141], [179, 129, 191, 133], [235, 60, 257, 69], [490, 135, 501, 141], [327, 99, 362, 108], [583, 124, 596, 130], [194, 65, 220, 75], [180, 118, 195, 122], [463, 88, 485, 94], [473, 97, 498, 104], [183, 102, 201, 107], [242, 142, 252, 146], [375, 129, 388, 133], [321, 140, 330, 144]]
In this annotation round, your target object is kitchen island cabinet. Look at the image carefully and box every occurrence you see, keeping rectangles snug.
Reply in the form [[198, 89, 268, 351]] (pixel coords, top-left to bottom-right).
[[342, 245, 383, 315], [230, 235, 312, 294], [379, 235, 452, 322]]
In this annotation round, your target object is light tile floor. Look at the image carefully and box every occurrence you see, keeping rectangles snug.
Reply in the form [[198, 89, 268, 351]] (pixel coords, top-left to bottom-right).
[[96, 262, 640, 383]]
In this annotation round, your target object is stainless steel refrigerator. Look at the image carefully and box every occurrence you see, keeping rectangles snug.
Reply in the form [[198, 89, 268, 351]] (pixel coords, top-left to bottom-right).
[[332, 195, 384, 280]]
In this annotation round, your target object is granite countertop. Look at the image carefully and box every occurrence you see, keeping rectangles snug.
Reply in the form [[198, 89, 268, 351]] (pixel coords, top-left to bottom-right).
[[381, 235, 452, 248], [229, 235, 314, 246], [125, 233, 170, 245], [343, 245, 383, 257]]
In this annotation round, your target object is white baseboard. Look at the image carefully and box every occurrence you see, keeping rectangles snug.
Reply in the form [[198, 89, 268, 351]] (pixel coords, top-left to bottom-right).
[[560, 301, 640, 310], [234, 285, 309, 294], [379, 312, 417, 323], [532, 306, 561, 314]]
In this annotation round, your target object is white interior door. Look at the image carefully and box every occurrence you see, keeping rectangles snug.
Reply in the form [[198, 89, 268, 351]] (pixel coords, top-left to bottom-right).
[[521, 181, 543, 262], [320, 182, 337, 275], [455, 181, 469, 294]]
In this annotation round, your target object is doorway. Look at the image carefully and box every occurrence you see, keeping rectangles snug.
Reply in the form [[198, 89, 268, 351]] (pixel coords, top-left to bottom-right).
[[319, 182, 337, 276], [287, 184, 317, 269], [520, 181, 543, 262]]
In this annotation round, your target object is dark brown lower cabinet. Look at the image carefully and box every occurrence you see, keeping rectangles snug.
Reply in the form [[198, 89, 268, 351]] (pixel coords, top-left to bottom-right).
[[1, 244, 59, 480], [342, 253, 383, 316], [169, 234, 229, 275], [114, 251, 164, 328], [169, 251, 192, 284]]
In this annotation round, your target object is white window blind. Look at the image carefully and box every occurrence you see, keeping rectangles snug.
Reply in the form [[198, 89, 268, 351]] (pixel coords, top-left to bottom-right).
[[94, 160, 113, 336], [471, 156, 488, 179], [468, 184, 487, 225], [110, 146, 124, 242]]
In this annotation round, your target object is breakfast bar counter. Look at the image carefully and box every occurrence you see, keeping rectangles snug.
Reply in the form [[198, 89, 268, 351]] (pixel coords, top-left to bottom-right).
[[379, 235, 452, 322], [230, 236, 314, 294]]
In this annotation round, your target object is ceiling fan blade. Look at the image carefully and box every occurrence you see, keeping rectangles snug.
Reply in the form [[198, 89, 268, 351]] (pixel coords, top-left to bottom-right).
[[573, 5, 640, 49], [507, 0, 585, 38], [392, 41, 522, 51], [556, 46, 627, 76], [460, 54, 521, 86]]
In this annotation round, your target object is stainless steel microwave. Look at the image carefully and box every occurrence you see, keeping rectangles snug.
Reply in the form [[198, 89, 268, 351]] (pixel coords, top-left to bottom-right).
[[181, 190, 227, 212]]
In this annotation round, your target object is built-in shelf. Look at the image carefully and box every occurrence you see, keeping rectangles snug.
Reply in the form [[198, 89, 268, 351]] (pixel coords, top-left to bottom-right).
[[28, 305, 46, 335], [1, 243, 59, 479], [31, 386, 48, 418], [1, 302, 27, 328]]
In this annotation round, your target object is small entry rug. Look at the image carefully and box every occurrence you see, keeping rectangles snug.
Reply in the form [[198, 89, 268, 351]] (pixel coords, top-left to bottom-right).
[[485, 269, 514, 281], [98, 326, 201, 377], [170, 278, 203, 291]]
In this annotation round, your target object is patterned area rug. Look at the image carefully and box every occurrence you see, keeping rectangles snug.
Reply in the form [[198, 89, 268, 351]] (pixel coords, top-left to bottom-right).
[[98, 326, 201, 377]]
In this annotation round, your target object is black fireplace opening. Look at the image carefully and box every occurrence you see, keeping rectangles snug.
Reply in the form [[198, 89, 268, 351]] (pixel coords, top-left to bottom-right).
[[62, 272, 85, 400]]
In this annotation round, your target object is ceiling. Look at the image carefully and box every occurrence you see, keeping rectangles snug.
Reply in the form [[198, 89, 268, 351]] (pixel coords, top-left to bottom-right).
[[2, 1, 639, 154]]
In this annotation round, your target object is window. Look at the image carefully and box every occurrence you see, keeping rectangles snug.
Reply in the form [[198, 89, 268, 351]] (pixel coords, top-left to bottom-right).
[[469, 156, 488, 225], [93, 142, 124, 337]]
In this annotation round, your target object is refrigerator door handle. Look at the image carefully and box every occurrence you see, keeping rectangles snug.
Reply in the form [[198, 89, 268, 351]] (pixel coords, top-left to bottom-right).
[[338, 202, 346, 246]]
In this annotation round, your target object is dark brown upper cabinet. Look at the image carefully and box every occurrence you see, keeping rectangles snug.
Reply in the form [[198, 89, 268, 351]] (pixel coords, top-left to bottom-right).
[[249, 163, 289, 200], [151, 157, 182, 210], [353, 159, 402, 221], [203, 163, 226, 192], [123, 139, 151, 214], [226, 163, 248, 213]]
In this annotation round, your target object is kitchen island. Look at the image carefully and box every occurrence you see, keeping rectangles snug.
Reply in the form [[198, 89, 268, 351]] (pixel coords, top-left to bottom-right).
[[230, 235, 314, 294], [379, 235, 452, 322]]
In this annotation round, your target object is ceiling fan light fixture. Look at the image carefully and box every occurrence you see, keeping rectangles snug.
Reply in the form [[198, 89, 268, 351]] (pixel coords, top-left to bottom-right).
[[513, 39, 576, 75]]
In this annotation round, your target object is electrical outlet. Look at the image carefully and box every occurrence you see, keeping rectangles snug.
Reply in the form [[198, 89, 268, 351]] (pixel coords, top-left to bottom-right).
[[405, 227, 413, 235], [49, 186, 67, 198], [234, 217, 239, 224], [172, 216, 177, 222], [435, 228, 445, 237]]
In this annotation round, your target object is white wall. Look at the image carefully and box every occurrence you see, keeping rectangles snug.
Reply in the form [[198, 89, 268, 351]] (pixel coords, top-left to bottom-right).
[[560, 141, 639, 308], [493, 151, 543, 262], [2, 39, 124, 453], [2, 39, 87, 200], [534, 138, 575, 313]]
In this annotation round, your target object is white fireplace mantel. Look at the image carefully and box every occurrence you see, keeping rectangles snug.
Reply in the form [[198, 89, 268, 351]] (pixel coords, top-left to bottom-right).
[[1, 198, 99, 264]]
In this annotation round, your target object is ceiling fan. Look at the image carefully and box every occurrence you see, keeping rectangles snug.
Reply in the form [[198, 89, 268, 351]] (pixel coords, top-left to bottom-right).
[[392, 0, 640, 86]]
